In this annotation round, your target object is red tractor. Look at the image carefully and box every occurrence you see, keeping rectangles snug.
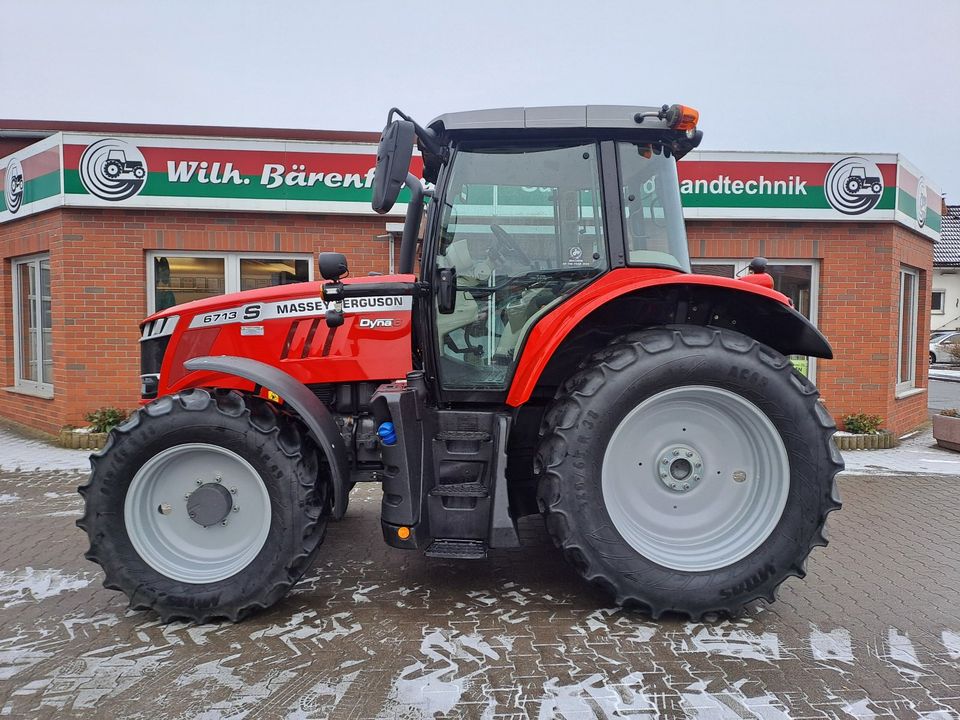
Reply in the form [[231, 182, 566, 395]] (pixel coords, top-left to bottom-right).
[[78, 104, 842, 622]]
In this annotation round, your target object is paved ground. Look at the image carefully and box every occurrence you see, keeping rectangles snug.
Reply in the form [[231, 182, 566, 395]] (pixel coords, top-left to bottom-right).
[[841, 425, 960, 476], [929, 377, 960, 420], [0, 443, 959, 718]]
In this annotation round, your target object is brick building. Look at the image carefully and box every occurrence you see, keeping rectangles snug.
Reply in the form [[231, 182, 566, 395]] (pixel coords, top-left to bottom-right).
[[0, 120, 941, 436]]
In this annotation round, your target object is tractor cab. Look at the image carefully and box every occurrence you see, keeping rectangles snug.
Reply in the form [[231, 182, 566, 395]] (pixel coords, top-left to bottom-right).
[[349, 105, 703, 398]]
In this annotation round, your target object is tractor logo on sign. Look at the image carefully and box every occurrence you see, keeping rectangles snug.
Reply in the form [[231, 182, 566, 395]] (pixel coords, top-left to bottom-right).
[[916, 176, 927, 228], [4, 157, 24, 214], [824, 156, 884, 216], [79, 138, 147, 202]]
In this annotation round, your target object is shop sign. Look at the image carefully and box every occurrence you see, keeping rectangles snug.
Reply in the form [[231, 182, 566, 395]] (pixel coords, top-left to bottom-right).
[[56, 134, 423, 216], [0, 134, 62, 222], [0, 135, 942, 240], [678, 151, 941, 240]]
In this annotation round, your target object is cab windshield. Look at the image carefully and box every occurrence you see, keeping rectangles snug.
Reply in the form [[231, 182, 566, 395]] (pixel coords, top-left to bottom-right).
[[435, 142, 606, 390], [618, 142, 690, 272]]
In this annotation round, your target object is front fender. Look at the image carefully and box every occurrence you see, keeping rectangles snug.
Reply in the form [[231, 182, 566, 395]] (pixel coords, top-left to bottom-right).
[[183, 356, 350, 520], [507, 268, 832, 407]]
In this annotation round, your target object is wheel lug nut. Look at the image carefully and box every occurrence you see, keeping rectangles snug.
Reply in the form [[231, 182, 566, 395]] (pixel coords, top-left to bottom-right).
[[196, 478, 203, 485], [189, 512, 196, 518], [233, 506, 239, 513], [683, 484, 689, 490], [215, 475, 222, 483], [686, 452, 693, 458], [184, 493, 190, 500], [662, 459, 669, 465], [672, 450, 680, 457], [221, 520, 228, 526], [230, 487, 237, 494]]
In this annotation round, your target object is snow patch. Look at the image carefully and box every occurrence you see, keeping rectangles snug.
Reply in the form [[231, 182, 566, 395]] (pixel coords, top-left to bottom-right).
[[0, 427, 92, 472], [539, 672, 655, 718], [0, 567, 91, 608], [384, 629, 513, 718], [942, 630, 960, 660], [842, 698, 879, 718], [810, 626, 854, 664], [0, 494, 19, 505], [680, 679, 792, 719], [885, 629, 925, 679], [675, 624, 781, 663]]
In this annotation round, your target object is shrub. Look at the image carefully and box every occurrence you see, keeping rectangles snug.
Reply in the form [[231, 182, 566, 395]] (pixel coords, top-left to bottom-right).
[[949, 343, 960, 364], [842, 413, 883, 435], [85, 407, 129, 434], [940, 408, 960, 418]]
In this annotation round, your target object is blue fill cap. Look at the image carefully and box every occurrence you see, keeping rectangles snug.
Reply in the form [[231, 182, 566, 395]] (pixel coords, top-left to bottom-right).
[[377, 421, 397, 446]]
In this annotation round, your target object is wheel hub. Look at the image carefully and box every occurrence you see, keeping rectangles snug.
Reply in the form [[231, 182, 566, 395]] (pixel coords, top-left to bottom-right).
[[186, 483, 234, 527], [656, 445, 702, 493]]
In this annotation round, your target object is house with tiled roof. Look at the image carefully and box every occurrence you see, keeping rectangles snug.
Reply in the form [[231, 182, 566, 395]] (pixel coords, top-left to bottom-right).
[[932, 205, 960, 331]]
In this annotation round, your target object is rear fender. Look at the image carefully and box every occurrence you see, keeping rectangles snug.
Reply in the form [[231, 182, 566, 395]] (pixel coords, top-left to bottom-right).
[[507, 268, 832, 407], [183, 356, 350, 520]]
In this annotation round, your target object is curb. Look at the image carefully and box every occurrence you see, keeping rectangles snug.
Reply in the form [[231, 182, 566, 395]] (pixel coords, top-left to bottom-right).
[[833, 431, 895, 450], [58, 429, 107, 450], [930, 374, 960, 384]]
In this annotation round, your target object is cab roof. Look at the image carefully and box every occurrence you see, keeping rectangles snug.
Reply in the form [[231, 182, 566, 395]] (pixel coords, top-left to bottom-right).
[[428, 105, 672, 134]]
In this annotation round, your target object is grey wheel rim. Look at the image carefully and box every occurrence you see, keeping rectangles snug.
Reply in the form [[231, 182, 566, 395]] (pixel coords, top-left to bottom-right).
[[124, 443, 271, 584], [601, 385, 790, 572]]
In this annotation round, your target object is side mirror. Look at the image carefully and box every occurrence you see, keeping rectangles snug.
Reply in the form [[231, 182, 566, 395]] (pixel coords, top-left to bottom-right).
[[319, 252, 348, 281], [371, 119, 416, 214]]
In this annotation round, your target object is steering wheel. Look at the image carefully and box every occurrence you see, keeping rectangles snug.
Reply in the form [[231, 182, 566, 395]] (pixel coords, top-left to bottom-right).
[[490, 224, 533, 266]]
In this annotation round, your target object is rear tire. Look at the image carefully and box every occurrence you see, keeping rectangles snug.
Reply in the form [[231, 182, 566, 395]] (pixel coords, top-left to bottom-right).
[[535, 326, 842, 619], [78, 388, 330, 622]]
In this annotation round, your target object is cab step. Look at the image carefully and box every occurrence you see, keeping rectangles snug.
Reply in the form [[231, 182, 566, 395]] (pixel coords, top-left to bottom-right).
[[435, 430, 491, 442], [425, 539, 488, 560], [429, 482, 488, 498]]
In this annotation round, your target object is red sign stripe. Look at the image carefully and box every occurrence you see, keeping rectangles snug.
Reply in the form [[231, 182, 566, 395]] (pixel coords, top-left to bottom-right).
[[20, 147, 61, 178], [678, 161, 897, 186], [63, 143, 424, 176]]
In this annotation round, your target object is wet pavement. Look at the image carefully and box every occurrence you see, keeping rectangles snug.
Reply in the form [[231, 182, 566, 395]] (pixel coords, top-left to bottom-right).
[[0, 467, 959, 719]]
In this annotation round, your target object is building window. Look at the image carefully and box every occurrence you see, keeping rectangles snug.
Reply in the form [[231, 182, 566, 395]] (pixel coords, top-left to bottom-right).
[[897, 266, 920, 391], [932, 289, 945, 315], [12, 254, 53, 395], [147, 252, 312, 314], [691, 259, 819, 380]]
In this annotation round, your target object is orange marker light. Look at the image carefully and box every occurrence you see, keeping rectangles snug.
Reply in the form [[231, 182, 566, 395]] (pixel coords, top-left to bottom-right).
[[670, 105, 699, 131], [397, 526, 411, 540]]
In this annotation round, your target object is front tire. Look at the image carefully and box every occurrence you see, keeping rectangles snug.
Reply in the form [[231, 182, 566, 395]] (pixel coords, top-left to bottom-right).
[[535, 326, 842, 619], [78, 388, 330, 622]]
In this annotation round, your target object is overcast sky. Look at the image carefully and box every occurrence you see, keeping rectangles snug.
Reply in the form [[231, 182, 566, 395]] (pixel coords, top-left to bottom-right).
[[4, 1, 959, 197]]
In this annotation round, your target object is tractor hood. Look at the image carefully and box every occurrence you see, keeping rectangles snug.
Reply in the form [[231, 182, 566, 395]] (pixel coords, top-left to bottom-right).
[[140, 275, 417, 401], [144, 274, 416, 324]]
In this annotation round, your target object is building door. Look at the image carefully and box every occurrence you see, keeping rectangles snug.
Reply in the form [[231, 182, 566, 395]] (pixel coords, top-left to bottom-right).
[[692, 260, 820, 380]]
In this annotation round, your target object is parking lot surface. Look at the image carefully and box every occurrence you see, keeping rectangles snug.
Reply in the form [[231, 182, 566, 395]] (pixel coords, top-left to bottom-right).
[[0, 465, 958, 719]]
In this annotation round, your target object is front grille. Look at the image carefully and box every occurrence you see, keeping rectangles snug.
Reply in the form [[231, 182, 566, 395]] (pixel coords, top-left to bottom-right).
[[140, 336, 170, 376], [308, 384, 336, 406]]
